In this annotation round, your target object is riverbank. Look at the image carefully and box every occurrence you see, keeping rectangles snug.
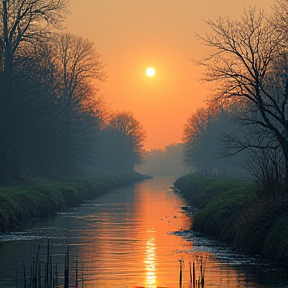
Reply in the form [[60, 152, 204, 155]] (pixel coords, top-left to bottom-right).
[[174, 173, 288, 267], [0, 173, 150, 233]]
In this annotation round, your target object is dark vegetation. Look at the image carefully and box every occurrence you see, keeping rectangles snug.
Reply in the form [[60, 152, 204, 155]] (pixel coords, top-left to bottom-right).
[[180, 2, 288, 268], [0, 173, 149, 233], [0, 0, 149, 241], [174, 174, 288, 267], [0, 1, 146, 185], [182, 2, 288, 194]]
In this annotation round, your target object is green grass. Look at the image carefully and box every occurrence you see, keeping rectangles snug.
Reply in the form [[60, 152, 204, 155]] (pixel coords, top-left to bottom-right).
[[174, 173, 288, 267], [0, 173, 150, 232]]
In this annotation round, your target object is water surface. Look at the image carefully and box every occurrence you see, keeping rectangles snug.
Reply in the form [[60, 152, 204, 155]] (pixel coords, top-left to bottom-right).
[[0, 176, 287, 288]]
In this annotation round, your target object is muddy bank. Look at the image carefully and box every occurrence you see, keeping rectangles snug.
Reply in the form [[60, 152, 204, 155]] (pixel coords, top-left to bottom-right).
[[174, 173, 288, 267], [0, 173, 151, 233]]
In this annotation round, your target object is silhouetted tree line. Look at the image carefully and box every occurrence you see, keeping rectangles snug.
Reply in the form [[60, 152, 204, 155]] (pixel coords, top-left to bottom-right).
[[136, 143, 185, 176], [0, 0, 145, 183], [183, 0, 288, 197]]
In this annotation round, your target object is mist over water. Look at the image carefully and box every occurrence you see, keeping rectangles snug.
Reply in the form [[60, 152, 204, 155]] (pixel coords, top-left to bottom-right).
[[0, 176, 288, 288]]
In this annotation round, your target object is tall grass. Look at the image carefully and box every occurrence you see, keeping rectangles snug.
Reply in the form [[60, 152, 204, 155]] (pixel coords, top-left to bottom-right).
[[16, 239, 84, 288], [174, 173, 288, 267]]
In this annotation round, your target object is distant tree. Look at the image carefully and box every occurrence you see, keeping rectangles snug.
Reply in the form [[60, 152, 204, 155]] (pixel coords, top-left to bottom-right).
[[183, 105, 243, 176], [97, 127, 133, 174], [98, 111, 146, 174], [183, 107, 209, 170], [163, 144, 185, 175], [110, 112, 146, 164], [137, 144, 185, 176], [136, 148, 164, 175], [196, 7, 288, 187]]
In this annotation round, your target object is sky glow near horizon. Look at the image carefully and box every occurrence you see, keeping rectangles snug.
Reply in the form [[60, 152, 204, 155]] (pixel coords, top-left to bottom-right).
[[65, 0, 274, 150]]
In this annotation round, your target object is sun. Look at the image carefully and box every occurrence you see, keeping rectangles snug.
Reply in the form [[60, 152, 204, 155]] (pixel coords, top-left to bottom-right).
[[146, 67, 155, 77]]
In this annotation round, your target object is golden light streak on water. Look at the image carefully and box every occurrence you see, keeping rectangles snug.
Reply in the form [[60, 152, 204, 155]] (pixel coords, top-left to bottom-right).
[[145, 235, 156, 288]]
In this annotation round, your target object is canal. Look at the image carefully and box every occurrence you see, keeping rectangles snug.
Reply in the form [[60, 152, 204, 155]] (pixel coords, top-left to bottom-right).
[[0, 176, 288, 287]]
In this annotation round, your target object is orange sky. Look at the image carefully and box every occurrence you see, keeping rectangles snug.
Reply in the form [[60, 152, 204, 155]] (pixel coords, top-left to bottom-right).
[[65, 0, 274, 150]]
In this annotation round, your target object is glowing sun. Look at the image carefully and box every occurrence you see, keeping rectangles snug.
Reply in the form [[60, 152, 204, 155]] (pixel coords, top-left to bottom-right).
[[146, 67, 155, 77]]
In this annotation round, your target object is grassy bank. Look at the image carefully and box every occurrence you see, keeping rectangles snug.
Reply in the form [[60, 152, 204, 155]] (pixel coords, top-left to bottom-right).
[[174, 173, 288, 267], [0, 173, 150, 233]]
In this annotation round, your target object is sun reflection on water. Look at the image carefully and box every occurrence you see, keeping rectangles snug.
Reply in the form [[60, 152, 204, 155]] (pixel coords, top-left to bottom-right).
[[145, 234, 156, 288]]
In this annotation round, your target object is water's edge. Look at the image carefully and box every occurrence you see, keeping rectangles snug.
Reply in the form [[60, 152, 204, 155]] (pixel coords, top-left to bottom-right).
[[174, 174, 288, 269], [0, 173, 151, 233]]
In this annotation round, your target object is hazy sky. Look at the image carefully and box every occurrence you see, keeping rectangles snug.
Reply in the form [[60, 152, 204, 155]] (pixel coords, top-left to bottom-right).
[[65, 0, 274, 150]]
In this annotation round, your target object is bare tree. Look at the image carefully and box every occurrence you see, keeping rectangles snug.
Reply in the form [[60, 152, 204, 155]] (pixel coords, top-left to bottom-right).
[[54, 32, 105, 115], [272, 0, 288, 37], [196, 7, 288, 186], [52, 32, 106, 175], [0, 0, 68, 84]]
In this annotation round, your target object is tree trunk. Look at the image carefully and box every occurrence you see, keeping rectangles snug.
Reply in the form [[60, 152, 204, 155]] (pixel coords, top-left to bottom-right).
[[0, 17, 22, 181]]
